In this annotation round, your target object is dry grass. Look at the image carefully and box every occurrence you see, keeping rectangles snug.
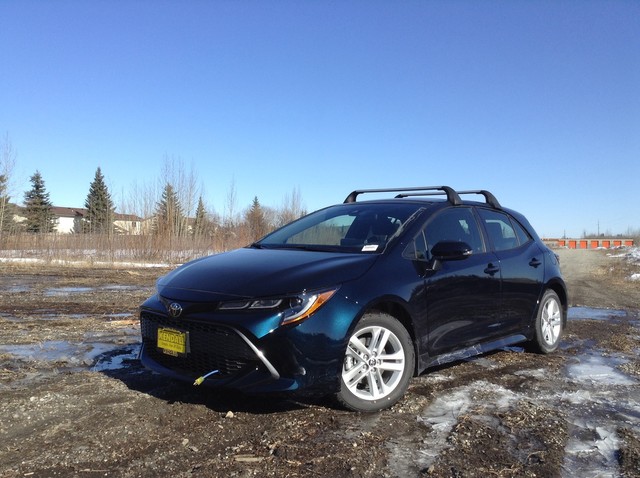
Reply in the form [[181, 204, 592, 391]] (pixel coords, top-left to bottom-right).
[[0, 232, 251, 265]]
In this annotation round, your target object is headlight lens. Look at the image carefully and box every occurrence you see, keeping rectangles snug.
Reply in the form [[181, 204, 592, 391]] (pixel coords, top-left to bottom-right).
[[217, 288, 338, 326], [280, 289, 337, 325]]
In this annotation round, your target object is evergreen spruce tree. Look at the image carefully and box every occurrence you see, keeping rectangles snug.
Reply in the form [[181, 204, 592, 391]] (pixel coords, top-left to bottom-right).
[[23, 171, 56, 233], [193, 196, 207, 237], [155, 183, 184, 236], [83, 167, 115, 234], [246, 196, 267, 241]]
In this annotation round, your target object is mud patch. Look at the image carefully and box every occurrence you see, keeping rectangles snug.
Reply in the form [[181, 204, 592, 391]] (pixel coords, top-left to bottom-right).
[[0, 257, 639, 477]]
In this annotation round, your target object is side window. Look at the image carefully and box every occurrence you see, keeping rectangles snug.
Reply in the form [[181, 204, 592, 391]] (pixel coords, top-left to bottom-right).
[[512, 219, 532, 246], [402, 230, 428, 261], [478, 209, 521, 251], [424, 207, 485, 254]]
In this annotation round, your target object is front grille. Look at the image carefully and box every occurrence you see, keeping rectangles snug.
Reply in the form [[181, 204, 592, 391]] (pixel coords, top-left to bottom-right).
[[140, 311, 259, 378]]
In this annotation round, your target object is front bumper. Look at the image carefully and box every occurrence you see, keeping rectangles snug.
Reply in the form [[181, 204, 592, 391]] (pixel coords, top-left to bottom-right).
[[138, 294, 359, 394]]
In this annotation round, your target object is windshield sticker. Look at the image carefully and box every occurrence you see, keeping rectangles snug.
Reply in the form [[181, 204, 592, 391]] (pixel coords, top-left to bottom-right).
[[362, 244, 379, 252]]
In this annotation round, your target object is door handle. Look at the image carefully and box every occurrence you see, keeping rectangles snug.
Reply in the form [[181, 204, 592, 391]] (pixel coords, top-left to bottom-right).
[[484, 263, 500, 276], [529, 258, 542, 268]]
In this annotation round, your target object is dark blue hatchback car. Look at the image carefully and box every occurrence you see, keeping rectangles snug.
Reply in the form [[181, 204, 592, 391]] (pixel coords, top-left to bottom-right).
[[139, 186, 567, 412]]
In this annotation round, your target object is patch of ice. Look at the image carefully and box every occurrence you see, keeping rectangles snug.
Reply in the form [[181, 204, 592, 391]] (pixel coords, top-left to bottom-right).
[[419, 389, 472, 429], [421, 372, 451, 383], [514, 368, 548, 379], [564, 425, 621, 478], [92, 344, 140, 371], [559, 390, 593, 404], [415, 381, 518, 469], [567, 355, 636, 386]]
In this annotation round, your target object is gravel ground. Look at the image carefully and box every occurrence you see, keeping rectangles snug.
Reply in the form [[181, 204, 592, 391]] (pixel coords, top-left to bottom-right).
[[0, 247, 639, 477]]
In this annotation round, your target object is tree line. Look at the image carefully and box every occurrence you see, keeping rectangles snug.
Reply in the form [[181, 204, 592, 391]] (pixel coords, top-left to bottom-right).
[[0, 134, 306, 251]]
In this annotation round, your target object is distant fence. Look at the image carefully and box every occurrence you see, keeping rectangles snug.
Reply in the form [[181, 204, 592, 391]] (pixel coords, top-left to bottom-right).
[[544, 238, 635, 249]]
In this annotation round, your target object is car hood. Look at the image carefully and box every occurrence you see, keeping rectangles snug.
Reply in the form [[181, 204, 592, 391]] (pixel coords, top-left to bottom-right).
[[157, 247, 378, 301]]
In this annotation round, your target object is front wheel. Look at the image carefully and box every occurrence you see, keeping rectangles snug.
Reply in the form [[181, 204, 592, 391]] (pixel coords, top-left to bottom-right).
[[336, 312, 414, 412], [530, 289, 564, 354]]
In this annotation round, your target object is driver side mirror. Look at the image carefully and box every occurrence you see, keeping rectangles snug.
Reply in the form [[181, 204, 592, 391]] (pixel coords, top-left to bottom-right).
[[431, 240, 473, 260], [426, 241, 473, 272]]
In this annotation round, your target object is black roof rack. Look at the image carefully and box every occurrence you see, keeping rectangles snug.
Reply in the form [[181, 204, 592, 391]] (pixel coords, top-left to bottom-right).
[[344, 186, 462, 205], [343, 186, 502, 209], [457, 190, 502, 209]]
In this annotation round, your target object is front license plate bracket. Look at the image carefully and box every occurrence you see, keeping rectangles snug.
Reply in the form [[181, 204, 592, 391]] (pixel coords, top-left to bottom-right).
[[157, 327, 190, 356]]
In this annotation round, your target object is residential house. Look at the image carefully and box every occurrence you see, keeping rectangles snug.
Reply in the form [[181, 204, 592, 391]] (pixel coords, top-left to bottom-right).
[[13, 206, 144, 234]]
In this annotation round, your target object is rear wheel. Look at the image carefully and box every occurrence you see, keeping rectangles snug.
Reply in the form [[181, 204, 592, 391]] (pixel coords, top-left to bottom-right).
[[336, 312, 414, 412], [530, 289, 563, 353]]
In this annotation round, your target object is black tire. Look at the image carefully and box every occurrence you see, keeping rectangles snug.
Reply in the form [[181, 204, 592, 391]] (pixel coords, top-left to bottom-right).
[[530, 289, 564, 354], [336, 312, 414, 412]]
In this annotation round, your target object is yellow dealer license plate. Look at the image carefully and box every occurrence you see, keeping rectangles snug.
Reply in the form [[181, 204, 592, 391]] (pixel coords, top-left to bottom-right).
[[157, 328, 189, 356]]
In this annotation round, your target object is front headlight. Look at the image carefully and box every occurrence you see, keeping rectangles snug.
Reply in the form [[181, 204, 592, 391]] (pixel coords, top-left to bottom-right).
[[217, 288, 338, 326]]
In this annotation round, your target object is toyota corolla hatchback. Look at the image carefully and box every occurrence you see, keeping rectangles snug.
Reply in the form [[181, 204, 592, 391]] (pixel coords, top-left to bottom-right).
[[139, 186, 567, 412]]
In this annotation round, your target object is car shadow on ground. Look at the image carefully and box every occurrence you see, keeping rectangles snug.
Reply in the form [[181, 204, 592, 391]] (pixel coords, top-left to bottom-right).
[[98, 350, 324, 414]]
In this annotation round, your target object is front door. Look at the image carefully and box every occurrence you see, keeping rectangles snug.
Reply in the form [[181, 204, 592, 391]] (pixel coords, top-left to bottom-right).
[[421, 207, 502, 355]]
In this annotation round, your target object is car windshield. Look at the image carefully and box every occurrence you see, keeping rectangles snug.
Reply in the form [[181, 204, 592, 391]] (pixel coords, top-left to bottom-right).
[[255, 202, 423, 253]]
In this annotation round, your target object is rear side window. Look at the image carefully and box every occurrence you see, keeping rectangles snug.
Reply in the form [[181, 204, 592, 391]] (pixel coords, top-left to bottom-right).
[[478, 209, 531, 251], [512, 219, 531, 246]]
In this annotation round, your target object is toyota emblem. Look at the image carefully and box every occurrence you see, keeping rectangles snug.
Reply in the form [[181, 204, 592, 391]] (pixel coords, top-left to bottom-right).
[[168, 302, 183, 318]]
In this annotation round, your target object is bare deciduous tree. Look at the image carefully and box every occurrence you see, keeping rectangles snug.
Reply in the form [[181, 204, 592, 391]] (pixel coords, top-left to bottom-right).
[[0, 133, 17, 239], [161, 155, 200, 237], [277, 186, 306, 227]]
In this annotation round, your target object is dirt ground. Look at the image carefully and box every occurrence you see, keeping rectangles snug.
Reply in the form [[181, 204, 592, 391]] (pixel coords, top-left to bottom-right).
[[1, 247, 639, 477]]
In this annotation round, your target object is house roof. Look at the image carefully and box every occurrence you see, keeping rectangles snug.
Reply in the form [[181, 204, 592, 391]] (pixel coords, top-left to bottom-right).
[[14, 204, 143, 222], [51, 206, 85, 218]]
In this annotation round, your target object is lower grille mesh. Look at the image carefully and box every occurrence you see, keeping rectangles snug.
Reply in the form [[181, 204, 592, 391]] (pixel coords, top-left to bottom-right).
[[140, 311, 258, 378]]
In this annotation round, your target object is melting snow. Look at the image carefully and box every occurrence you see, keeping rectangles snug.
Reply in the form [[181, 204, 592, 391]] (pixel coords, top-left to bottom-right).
[[402, 305, 640, 476]]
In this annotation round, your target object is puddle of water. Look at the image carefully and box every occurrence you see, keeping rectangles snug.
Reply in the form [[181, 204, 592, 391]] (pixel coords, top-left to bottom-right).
[[105, 313, 135, 319], [0, 340, 140, 371], [0, 341, 108, 366], [568, 307, 627, 321], [44, 286, 94, 296], [101, 285, 141, 291], [3, 285, 30, 293], [84, 328, 139, 341]]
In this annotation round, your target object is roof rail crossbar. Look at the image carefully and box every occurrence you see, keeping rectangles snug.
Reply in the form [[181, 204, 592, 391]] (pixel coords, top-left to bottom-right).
[[457, 190, 501, 209], [344, 186, 462, 205]]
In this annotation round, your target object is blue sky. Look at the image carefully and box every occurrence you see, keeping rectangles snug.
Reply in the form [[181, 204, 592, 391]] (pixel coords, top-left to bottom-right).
[[1, 0, 638, 238]]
